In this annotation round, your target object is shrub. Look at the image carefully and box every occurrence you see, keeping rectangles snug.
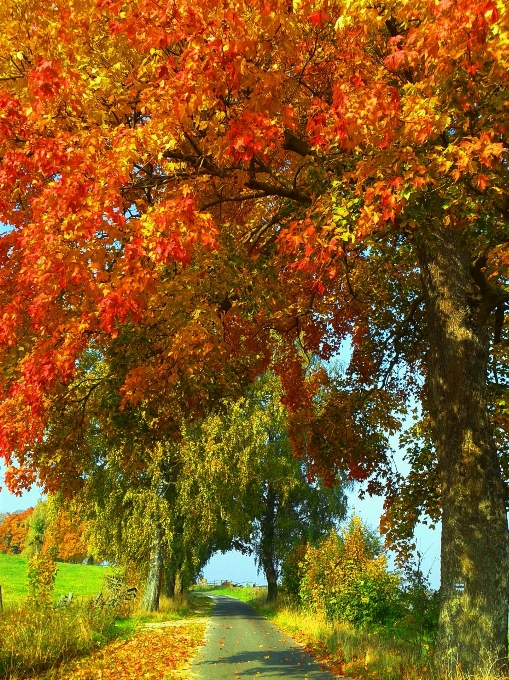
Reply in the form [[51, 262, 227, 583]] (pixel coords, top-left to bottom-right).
[[298, 516, 401, 627], [26, 551, 58, 608], [281, 542, 307, 600]]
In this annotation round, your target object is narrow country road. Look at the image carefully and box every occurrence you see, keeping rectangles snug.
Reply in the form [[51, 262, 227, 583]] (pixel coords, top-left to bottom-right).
[[190, 594, 335, 679]]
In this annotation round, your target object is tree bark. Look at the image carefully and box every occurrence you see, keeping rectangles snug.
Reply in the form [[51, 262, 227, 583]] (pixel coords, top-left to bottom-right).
[[175, 568, 185, 597], [265, 559, 278, 603], [141, 526, 163, 612], [417, 224, 509, 675], [260, 484, 278, 603], [165, 566, 176, 600]]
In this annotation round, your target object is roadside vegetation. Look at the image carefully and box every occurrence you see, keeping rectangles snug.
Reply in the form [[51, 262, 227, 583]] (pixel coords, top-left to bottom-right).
[[201, 517, 444, 680], [0, 552, 210, 679], [207, 516, 507, 680]]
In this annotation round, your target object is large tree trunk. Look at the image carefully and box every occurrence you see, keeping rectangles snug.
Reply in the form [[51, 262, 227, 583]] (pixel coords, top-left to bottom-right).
[[142, 526, 164, 612], [260, 484, 278, 603], [417, 225, 509, 675]]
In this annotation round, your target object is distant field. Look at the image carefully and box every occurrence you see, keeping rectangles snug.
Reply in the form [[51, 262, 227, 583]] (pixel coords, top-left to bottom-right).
[[194, 584, 267, 604], [0, 553, 115, 607]]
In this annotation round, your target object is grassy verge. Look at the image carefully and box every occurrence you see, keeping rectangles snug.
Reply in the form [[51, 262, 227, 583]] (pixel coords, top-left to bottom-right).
[[0, 604, 119, 679], [217, 590, 507, 680], [0, 591, 210, 679], [133, 591, 214, 624], [257, 602, 432, 680], [193, 584, 267, 604]]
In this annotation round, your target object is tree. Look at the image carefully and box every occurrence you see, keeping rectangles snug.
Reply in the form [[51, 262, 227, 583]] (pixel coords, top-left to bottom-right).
[[72, 433, 229, 611], [0, 508, 33, 554], [22, 500, 49, 557], [73, 444, 190, 612], [250, 472, 347, 603], [11, 497, 89, 562], [23, 347, 238, 611], [178, 372, 349, 602], [41, 498, 89, 563], [0, 0, 508, 671]]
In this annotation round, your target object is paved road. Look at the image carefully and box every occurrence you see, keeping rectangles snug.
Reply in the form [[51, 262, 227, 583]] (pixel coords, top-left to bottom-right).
[[190, 594, 334, 678]]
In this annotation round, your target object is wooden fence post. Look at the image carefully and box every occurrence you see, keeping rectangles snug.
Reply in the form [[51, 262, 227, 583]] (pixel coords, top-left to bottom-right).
[[0, 584, 3, 611]]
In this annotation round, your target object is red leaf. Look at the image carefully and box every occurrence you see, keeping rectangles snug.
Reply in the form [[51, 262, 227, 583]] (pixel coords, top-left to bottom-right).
[[308, 11, 328, 28]]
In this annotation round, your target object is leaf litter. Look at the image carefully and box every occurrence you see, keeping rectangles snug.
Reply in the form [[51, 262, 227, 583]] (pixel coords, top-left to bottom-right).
[[40, 623, 205, 680]]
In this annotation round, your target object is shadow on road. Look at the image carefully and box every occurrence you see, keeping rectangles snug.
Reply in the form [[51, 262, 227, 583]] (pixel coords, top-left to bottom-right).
[[191, 594, 334, 679]]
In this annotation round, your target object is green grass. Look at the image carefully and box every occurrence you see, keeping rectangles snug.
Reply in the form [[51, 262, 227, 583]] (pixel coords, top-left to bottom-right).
[[0, 553, 114, 608], [193, 584, 268, 604]]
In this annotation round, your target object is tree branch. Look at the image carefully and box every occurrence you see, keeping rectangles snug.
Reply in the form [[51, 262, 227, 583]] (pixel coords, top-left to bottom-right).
[[245, 179, 312, 205], [470, 254, 509, 325], [283, 130, 314, 157], [200, 192, 268, 211]]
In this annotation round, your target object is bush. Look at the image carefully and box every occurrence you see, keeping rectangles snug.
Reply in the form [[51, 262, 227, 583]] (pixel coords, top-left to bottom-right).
[[298, 517, 401, 627], [26, 551, 58, 608], [280, 542, 307, 600]]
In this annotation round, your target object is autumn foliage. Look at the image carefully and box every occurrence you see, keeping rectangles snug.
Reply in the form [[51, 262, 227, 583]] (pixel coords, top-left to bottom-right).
[[0, 0, 508, 671], [0, 503, 87, 562], [52, 626, 205, 680], [0, 0, 505, 524], [0, 507, 33, 554], [43, 509, 88, 564], [292, 517, 401, 626], [0, 0, 503, 489]]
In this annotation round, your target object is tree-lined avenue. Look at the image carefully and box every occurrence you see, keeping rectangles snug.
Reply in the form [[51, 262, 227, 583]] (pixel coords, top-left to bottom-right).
[[0, 0, 508, 672]]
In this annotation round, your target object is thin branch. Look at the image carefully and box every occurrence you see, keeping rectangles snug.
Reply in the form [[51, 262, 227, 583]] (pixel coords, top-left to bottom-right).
[[0, 74, 25, 82], [377, 295, 425, 385], [494, 303, 505, 345], [470, 253, 509, 324], [246, 212, 283, 254]]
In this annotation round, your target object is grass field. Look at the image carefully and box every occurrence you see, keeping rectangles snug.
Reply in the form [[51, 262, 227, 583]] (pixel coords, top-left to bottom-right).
[[0, 553, 115, 607]]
